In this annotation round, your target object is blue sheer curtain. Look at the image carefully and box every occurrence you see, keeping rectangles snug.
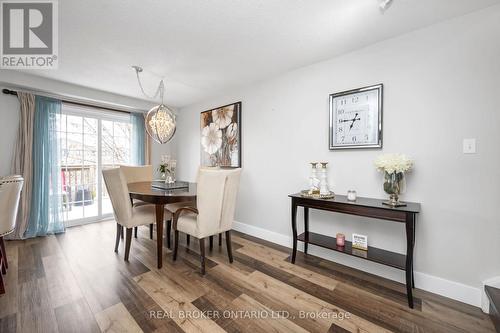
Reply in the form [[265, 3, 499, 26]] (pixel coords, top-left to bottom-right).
[[131, 112, 146, 165], [24, 96, 65, 238]]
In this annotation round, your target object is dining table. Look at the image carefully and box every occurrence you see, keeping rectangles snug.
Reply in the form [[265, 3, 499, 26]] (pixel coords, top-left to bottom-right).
[[128, 181, 197, 269]]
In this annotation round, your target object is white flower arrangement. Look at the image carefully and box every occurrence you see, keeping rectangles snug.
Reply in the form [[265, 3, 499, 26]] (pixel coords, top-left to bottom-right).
[[374, 154, 413, 174]]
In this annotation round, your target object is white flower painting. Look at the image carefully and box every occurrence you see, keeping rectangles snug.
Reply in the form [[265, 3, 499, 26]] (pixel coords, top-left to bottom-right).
[[201, 123, 222, 155], [200, 102, 241, 167]]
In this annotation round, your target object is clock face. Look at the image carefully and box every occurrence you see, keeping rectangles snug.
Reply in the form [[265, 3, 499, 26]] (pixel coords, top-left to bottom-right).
[[329, 85, 382, 149]]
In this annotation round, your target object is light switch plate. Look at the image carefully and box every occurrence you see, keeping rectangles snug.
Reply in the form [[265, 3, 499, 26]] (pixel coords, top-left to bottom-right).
[[463, 138, 476, 154]]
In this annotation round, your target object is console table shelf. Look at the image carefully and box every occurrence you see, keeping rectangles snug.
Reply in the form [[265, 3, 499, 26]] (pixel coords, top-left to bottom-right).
[[289, 193, 420, 308], [297, 231, 406, 270]]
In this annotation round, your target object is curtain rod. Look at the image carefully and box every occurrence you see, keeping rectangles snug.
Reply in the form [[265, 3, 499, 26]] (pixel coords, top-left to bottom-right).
[[2, 87, 147, 115]]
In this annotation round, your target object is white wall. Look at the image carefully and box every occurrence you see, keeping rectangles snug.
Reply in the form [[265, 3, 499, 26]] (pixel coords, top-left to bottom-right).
[[176, 6, 500, 306], [0, 70, 174, 176]]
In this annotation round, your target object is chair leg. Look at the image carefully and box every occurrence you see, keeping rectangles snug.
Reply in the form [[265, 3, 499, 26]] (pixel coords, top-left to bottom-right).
[[173, 230, 179, 261], [199, 238, 206, 275], [114, 223, 121, 253], [149, 224, 153, 240], [0, 263, 4, 294], [209, 236, 213, 250], [166, 220, 171, 249], [0, 243, 5, 276], [219, 233, 222, 246], [226, 230, 233, 263], [120, 225, 124, 239], [134, 227, 138, 238], [0, 248, 4, 294], [0, 237, 7, 271], [124, 228, 133, 261], [186, 234, 190, 247]]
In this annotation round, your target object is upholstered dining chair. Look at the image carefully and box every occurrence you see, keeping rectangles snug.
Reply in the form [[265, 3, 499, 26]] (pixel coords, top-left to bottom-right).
[[172, 168, 241, 274], [120, 165, 154, 239], [102, 168, 157, 261], [0, 175, 23, 294]]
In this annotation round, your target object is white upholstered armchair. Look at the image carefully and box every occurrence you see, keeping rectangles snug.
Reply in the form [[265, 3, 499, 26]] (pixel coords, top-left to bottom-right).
[[0, 175, 23, 294], [172, 168, 241, 274]]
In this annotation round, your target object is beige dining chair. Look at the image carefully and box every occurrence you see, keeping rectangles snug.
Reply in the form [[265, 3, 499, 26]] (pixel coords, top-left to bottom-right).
[[120, 165, 154, 239], [102, 168, 157, 261], [0, 175, 23, 294], [172, 168, 241, 274]]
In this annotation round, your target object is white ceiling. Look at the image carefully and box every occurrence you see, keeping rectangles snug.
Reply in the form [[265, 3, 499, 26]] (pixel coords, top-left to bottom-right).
[[13, 0, 500, 108]]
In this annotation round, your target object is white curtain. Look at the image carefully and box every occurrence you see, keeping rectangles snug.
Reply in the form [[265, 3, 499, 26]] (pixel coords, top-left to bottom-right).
[[8, 92, 35, 239]]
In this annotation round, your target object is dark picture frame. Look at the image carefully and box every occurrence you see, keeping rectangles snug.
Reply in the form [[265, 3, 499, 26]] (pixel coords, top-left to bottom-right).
[[200, 101, 242, 167], [329, 84, 383, 150]]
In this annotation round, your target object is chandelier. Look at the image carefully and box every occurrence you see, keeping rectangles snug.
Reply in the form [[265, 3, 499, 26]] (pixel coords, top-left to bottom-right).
[[132, 66, 176, 144]]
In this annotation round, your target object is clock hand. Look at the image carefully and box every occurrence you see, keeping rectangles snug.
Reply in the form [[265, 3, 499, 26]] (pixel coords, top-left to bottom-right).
[[349, 113, 360, 131]]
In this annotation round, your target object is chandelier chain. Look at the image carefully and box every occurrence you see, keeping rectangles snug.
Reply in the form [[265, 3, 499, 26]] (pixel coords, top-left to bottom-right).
[[134, 67, 165, 102]]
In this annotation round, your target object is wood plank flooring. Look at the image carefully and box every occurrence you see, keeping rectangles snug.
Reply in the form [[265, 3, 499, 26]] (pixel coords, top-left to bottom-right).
[[0, 221, 495, 333]]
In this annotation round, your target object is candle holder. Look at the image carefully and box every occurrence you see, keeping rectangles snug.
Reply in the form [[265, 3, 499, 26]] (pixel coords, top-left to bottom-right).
[[347, 190, 357, 202], [308, 162, 320, 195], [336, 233, 345, 247]]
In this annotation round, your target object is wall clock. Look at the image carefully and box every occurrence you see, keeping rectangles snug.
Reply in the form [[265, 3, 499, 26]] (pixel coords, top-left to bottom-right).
[[329, 84, 383, 150]]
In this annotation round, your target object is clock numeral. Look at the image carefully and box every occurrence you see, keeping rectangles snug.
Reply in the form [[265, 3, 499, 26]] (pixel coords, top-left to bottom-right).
[[352, 136, 357, 142], [338, 127, 343, 133], [341, 136, 345, 142], [352, 97, 359, 103], [338, 109, 344, 114], [364, 134, 369, 141]]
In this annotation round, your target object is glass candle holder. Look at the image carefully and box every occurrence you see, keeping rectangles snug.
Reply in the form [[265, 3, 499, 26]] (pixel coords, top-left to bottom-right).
[[336, 233, 345, 246], [347, 190, 357, 201]]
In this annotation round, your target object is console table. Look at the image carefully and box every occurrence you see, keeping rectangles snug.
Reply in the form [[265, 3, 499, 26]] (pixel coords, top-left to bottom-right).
[[289, 193, 421, 308]]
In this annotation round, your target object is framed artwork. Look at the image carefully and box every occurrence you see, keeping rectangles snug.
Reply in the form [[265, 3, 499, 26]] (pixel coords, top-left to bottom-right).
[[329, 84, 383, 150], [200, 102, 241, 167]]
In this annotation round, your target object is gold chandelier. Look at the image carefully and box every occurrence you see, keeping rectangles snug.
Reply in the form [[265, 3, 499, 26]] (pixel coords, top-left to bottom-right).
[[132, 66, 176, 144]]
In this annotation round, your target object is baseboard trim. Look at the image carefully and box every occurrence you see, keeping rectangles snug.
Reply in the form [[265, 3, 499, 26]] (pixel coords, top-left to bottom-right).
[[232, 220, 481, 308]]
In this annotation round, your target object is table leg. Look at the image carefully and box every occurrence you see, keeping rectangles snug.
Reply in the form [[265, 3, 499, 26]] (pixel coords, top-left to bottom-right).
[[166, 220, 171, 249], [405, 213, 415, 308], [412, 215, 416, 288], [304, 207, 309, 255], [156, 204, 165, 269], [291, 199, 298, 264]]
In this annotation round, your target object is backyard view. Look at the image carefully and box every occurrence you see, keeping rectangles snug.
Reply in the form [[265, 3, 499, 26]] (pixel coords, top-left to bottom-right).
[[57, 108, 132, 225]]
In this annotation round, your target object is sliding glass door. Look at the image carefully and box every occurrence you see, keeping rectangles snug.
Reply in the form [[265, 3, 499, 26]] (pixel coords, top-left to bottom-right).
[[57, 104, 132, 226]]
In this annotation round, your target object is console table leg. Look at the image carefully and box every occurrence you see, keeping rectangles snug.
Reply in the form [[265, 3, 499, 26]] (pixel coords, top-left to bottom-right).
[[412, 216, 416, 288], [304, 207, 309, 254], [405, 213, 415, 308], [291, 200, 298, 264]]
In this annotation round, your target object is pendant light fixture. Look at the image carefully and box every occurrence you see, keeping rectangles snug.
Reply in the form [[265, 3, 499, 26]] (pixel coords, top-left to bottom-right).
[[132, 66, 176, 144]]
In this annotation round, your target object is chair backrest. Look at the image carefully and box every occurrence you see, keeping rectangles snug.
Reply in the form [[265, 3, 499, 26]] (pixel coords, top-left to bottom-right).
[[0, 175, 24, 236], [196, 168, 241, 236], [120, 165, 153, 184], [102, 168, 132, 223]]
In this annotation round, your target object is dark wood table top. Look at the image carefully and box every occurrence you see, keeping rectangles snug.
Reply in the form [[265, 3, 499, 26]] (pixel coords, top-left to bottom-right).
[[289, 193, 420, 213], [128, 181, 197, 205]]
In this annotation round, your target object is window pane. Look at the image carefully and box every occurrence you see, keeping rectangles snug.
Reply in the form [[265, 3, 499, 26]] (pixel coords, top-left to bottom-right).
[[83, 118, 97, 134], [114, 122, 130, 138], [67, 115, 82, 133]]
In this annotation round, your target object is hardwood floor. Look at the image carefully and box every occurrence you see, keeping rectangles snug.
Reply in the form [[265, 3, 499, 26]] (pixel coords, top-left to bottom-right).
[[0, 221, 495, 333]]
